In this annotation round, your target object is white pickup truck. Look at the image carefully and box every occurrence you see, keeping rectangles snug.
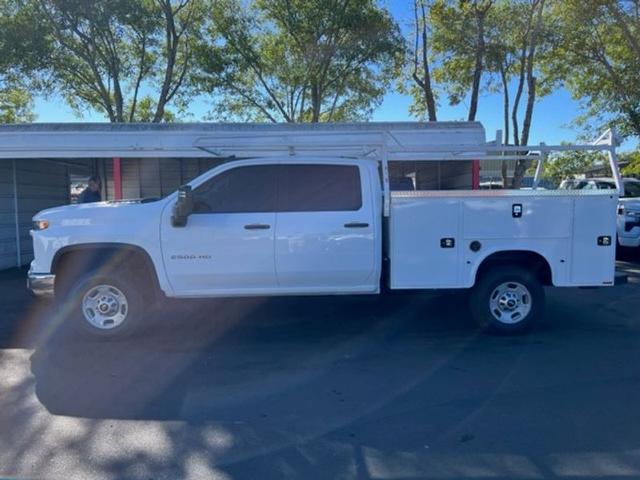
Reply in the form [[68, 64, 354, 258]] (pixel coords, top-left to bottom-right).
[[28, 150, 620, 338]]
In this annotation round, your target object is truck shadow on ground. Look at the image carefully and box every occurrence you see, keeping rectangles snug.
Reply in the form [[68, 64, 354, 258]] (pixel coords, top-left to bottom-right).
[[29, 291, 479, 421], [21, 250, 640, 423], [4, 258, 640, 479]]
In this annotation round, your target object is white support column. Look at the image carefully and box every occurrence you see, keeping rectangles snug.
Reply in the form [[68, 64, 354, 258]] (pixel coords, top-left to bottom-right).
[[606, 130, 624, 196], [532, 143, 546, 189], [381, 134, 390, 217], [12, 159, 21, 268]]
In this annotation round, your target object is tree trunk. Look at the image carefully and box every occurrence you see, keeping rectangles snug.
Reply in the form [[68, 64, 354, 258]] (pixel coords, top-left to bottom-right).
[[412, 0, 437, 121], [310, 83, 321, 122], [511, 49, 526, 146], [153, 0, 180, 123], [511, 0, 545, 189], [499, 60, 510, 187], [467, 8, 487, 122]]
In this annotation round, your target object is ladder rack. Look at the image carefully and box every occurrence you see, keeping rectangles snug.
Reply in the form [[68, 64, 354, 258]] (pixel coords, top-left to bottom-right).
[[0, 122, 621, 216]]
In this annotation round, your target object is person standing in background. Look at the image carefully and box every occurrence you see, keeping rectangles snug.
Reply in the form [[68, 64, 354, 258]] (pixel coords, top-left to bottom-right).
[[78, 175, 102, 203]]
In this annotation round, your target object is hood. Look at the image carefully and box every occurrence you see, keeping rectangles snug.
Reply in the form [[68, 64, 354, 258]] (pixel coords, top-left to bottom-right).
[[33, 197, 164, 223]]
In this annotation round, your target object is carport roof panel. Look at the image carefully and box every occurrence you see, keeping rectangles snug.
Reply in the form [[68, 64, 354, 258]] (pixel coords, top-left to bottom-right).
[[0, 121, 486, 159]]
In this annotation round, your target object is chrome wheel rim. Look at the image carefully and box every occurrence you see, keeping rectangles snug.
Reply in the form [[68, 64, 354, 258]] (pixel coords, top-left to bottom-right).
[[81, 284, 128, 330], [489, 281, 532, 324]]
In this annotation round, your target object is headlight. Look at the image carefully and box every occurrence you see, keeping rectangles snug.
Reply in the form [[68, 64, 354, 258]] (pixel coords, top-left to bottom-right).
[[32, 219, 49, 231]]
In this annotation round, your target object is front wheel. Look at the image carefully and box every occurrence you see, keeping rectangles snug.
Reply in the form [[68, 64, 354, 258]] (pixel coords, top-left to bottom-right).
[[61, 273, 144, 339], [470, 267, 545, 334]]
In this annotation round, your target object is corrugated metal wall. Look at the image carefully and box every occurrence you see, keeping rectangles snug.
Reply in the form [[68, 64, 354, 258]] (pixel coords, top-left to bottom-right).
[[16, 160, 69, 266], [0, 161, 18, 270], [103, 158, 223, 201], [0, 160, 69, 269]]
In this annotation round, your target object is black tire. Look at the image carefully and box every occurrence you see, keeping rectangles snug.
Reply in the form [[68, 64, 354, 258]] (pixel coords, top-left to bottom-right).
[[59, 273, 145, 340], [470, 266, 544, 334]]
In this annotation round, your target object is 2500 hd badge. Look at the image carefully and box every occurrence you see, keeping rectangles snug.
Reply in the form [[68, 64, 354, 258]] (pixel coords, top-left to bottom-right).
[[170, 254, 212, 260]]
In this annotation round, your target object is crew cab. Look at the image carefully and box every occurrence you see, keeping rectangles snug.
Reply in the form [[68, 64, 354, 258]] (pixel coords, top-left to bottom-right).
[[28, 151, 620, 338]]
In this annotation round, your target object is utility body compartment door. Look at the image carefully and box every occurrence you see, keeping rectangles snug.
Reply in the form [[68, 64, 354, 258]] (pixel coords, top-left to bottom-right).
[[389, 197, 460, 288], [570, 195, 617, 285]]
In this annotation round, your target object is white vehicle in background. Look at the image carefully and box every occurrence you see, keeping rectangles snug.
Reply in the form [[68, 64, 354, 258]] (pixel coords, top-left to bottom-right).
[[22, 124, 623, 338], [560, 177, 640, 249]]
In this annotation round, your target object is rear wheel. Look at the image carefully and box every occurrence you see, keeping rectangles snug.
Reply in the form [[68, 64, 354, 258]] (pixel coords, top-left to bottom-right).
[[470, 266, 544, 334]]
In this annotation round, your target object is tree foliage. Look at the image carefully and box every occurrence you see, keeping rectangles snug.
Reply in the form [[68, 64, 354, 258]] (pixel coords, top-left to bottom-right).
[[549, 0, 640, 138], [408, 0, 438, 121], [541, 150, 606, 185], [0, 0, 49, 122], [196, 0, 404, 123], [33, 0, 203, 122], [408, 0, 554, 187], [620, 150, 640, 176], [0, 88, 35, 123], [427, 0, 494, 122]]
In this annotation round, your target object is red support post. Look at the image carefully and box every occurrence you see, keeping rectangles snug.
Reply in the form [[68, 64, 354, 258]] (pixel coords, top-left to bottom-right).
[[472, 159, 480, 190], [113, 157, 123, 200]]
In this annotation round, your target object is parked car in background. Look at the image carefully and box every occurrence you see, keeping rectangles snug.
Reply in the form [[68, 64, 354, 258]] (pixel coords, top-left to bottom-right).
[[560, 177, 640, 249]]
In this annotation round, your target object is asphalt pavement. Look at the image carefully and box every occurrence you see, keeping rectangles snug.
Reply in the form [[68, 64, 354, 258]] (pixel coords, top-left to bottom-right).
[[2, 257, 640, 479]]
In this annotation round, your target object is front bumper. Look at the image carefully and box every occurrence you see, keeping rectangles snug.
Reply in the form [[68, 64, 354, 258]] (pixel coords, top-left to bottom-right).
[[27, 271, 55, 297]]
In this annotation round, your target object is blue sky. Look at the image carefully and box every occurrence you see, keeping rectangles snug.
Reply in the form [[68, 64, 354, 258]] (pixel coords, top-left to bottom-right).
[[32, 85, 586, 146], [30, 1, 636, 151]]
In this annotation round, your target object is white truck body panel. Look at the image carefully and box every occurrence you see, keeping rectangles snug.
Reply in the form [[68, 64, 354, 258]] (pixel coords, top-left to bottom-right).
[[29, 200, 172, 292]]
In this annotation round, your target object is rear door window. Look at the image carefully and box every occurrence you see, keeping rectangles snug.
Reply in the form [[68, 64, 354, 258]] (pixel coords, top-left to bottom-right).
[[278, 164, 362, 212]]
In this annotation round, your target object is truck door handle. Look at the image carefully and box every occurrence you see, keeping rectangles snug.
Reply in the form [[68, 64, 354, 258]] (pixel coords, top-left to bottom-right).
[[344, 222, 369, 228], [244, 223, 271, 230]]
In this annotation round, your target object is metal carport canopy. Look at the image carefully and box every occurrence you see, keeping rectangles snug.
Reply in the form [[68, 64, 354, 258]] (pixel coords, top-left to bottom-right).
[[0, 121, 489, 160]]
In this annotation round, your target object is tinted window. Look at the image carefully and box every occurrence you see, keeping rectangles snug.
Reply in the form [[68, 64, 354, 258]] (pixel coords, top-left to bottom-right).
[[279, 165, 362, 212], [193, 165, 277, 213]]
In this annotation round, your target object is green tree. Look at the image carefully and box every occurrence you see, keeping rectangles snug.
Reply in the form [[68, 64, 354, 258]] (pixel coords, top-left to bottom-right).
[[620, 150, 640, 176], [541, 150, 605, 185], [33, 0, 203, 122], [427, 0, 494, 122], [0, 0, 50, 122], [0, 88, 35, 123], [196, 0, 404, 123], [410, 0, 552, 187], [549, 0, 640, 138], [407, 0, 438, 121]]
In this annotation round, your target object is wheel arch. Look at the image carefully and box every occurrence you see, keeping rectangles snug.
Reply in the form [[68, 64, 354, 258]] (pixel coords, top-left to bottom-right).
[[473, 250, 554, 287], [52, 243, 162, 298]]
